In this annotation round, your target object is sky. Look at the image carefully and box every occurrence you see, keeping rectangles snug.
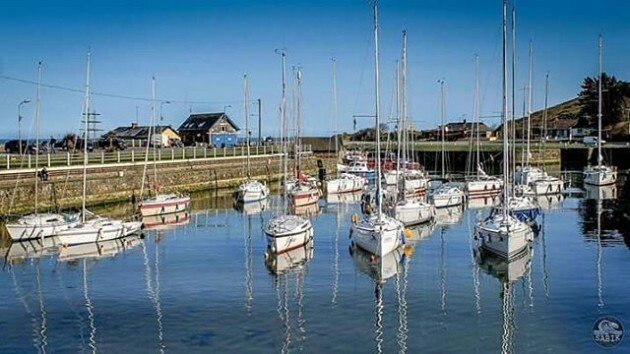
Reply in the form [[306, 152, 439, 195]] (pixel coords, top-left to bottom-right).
[[0, 0, 628, 139]]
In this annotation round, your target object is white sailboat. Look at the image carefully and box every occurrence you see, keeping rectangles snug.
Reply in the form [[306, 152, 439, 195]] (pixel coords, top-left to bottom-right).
[[234, 74, 270, 203], [393, 33, 435, 226], [350, 1, 405, 257], [137, 77, 190, 217], [529, 73, 564, 195], [5, 63, 76, 241], [57, 51, 142, 247], [265, 51, 314, 254], [326, 59, 367, 195], [475, 0, 533, 259], [429, 80, 465, 208], [465, 55, 503, 199], [287, 68, 320, 207], [583, 35, 617, 186]]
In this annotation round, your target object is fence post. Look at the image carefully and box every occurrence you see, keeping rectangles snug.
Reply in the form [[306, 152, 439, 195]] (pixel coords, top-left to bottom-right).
[[101, 151, 104, 164], [183, 147, 186, 159], [67, 152, 71, 166], [47, 153, 51, 167], [171, 149, 174, 160], [6, 155, 9, 169], [117, 151, 121, 163], [158, 149, 161, 161], [204, 147, 207, 158], [213, 148, 216, 158], [131, 150, 135, 162], [28, 154, 31, 168], [223, 147, 226, 157], [193, 147, 197, 159]]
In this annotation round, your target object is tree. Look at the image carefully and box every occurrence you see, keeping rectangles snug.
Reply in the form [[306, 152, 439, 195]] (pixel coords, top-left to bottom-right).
[[578, 73, 629, 127]]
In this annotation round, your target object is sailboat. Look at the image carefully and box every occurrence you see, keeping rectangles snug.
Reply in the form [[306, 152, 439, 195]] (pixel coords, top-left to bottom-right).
[[265, 51, 314, 254], [5, 62, 76, 241], [235, 74, 270, 204], [429, 80, 465, 209], [513, 40, 544, 188], [350, 1, 405, 257], [57, 51, 142, 247], [475, 0, 533, 259], [393, 32, 435, 226], [465, 55, 503, 200], [528, 73, 564, 195], [583, 35, 617, 186], [287, 68, 320, 207], [326, 59, 367, 195], [137, 77, 191, 217]]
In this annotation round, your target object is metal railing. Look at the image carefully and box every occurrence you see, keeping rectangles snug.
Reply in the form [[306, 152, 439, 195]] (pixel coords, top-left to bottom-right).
[[1, 144, 313, 171]]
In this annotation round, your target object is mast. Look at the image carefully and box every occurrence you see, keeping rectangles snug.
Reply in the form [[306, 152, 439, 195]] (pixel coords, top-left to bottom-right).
[[511, 6, 517, 177], [526, 40, 533, 167], [474, 55, 481, 178], [278, 50, 288, 202], [439, 80, 446, 179], [244, 74, 251, 178], [140, 78, 155, 201], [373, 0, 383, 218], [597, 35, 603, 168], [396, 60, 401, 178], [34, 62, 42, 215], [542, 72, 549, 171], [332, 58, 339, 157], [81, 51, 91, 222], [152, 77, 158, 186], [401, 30, 408, 168], [501, 0, 509, 220], [296, 68, 303, 179]]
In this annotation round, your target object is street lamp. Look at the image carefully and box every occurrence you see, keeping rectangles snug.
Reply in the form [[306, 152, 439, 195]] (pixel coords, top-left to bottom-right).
[[223, 105, 232, 114], [18, 98, 31, 155], [159, 100, 171, 124]]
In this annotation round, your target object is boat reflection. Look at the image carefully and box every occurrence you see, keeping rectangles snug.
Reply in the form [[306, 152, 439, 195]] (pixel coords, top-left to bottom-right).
[[265, 240, 314, 276], [405, 222, 436, 243], [476, 246, 533, 354], [58, 235, 143, 262], [142, 210, 190, 230], [584, 184, 618, 200], [434, 205, 464, 226], [467, 195, 499, 209], [233, 199, 269, 215], [534, 194, 564, 210], [326, 190, 363, 204], [291, 202, 321, 217], [350, 244, 409, 354], [5, 237, 60, 264]]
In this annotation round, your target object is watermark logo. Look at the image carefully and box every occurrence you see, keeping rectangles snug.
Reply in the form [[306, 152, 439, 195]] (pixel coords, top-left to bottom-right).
[[592, 315, 624, 348]]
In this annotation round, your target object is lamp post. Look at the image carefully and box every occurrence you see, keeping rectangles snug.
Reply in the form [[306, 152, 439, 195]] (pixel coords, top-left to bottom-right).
[[18, 98, 31, 155], [223, 105, 232, 114]]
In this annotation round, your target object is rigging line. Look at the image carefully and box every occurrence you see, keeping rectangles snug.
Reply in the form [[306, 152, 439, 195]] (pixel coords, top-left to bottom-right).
[[0, 74, 241, 105]]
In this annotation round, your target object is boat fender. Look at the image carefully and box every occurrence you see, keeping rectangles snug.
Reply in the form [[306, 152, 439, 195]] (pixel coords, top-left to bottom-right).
[[351, 213, 360, 224], [404, 228, 413, 239]]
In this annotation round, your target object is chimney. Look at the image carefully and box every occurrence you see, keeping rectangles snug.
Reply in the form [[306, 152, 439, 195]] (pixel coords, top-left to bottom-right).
[[131, 122, 138, 129]]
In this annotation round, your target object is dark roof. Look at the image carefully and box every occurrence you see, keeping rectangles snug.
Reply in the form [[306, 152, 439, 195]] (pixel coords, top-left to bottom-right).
[[106, 125, 176, 139], [444, 121, 492, 132], [177, 113, 240, 132]]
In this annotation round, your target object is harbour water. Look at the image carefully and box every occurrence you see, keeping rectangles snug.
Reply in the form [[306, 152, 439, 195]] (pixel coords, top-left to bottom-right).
[[1, 188, 630, 353]]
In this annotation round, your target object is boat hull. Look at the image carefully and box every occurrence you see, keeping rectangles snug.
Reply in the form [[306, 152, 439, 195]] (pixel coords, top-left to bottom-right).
[[325, 175, 365, 194], [394, 201, 435, 226], [57, 219, 143, 246], [350, 215, 404, 257], [476, 215, 533, 259], [235, 180, 270, 203], [465, 180, 502, 199], [138, 195, 190, 217], [265, 215, 313, 254], [530, 178, 564, 195], [289, 187, 320, 207], [583, 169, 617, 186], [5, 213, 74, 241]]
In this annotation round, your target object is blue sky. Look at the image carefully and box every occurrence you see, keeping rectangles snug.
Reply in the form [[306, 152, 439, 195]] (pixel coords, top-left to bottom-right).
[[0, 0, 628, 139]]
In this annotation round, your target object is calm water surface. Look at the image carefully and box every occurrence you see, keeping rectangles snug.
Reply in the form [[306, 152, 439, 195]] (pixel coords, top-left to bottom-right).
[[1, 188, 630, 353]]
